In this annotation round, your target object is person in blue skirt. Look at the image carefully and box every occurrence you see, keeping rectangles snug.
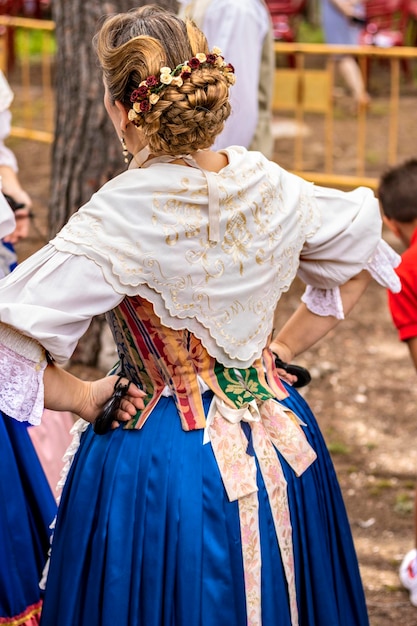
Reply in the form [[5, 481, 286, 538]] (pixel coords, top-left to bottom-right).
[[0, 72, 56, 626], [0, 5, 402, 625]]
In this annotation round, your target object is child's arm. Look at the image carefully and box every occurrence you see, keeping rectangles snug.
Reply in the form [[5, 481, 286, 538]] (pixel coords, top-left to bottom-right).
[[406, 337, 417, 372], [270, 270, 371, 362]]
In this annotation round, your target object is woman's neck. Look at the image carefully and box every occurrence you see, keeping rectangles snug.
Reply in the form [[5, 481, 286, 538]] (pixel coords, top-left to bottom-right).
[[131, 147, 229, 173], [192, 149, 228, 172], [130, 146, 151, 169]]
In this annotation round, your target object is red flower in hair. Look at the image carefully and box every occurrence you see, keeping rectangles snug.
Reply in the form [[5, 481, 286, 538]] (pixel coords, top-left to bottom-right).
[[137, 85, 150, 98], [140, 100, 151, 112], [130, 89, 141, 102], [127, 48, 233, 122], [188, 57, 200, 69], [146, 75, 158, 87]]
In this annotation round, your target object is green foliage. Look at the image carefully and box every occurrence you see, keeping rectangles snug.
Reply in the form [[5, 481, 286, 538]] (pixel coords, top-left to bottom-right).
[[298, 19, 325, 44], [327, 441, 350, 455], [394, 492, 414, 514], [14, 27, 56, 59], [369, 479, 395, 496], [365, 150, 382, 166]]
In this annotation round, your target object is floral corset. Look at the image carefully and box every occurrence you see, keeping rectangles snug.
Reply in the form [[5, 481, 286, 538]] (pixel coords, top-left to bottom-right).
[[106, 295, 290, 432]]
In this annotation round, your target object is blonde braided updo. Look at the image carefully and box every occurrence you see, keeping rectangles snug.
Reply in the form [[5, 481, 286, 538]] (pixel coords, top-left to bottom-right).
[[94, 5, 233, 156]]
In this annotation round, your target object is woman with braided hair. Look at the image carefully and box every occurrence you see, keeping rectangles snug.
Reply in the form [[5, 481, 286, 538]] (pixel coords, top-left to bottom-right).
[[0, 5, 401, 625]]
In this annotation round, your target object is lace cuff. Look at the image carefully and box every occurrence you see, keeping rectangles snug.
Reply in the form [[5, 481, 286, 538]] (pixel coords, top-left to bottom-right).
[[0, 324, 47, 425], [301, 239, 401, 319], [366, 239, 401, 292], [301, 285, 345, 319]]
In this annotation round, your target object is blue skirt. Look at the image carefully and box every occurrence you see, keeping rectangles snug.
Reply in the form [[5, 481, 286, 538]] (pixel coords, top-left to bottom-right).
[[0, 412, 57, 622], [40, 387, 369, 626]]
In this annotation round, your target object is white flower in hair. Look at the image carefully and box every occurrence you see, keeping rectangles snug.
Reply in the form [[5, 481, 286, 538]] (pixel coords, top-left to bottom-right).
[[127, 48, 235, 124], [160, 72, 173, 85], [128, 109, 139, 121]]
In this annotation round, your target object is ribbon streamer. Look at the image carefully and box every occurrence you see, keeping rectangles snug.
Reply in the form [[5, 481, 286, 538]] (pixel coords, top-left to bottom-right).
[[207, 396, 317, 626]]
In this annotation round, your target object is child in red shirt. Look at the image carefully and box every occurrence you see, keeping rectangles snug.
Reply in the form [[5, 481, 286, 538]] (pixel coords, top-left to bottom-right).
[[379, 158, 417, 606]]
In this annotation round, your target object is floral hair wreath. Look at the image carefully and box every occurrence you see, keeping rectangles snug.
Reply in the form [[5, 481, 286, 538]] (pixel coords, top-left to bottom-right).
[[127, 47, 235, 124]]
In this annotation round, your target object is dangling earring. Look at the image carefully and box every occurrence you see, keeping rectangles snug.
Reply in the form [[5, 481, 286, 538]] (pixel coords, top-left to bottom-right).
[[120, 135, 129, 164]]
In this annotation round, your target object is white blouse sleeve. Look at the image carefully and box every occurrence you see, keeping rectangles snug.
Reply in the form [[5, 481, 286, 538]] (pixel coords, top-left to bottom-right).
[[0, 192, 15, 238], [0, 244, 123, 423], [0, 243, 123, 363], [298, 185, 401, 318], [0, 323, 47, 425]]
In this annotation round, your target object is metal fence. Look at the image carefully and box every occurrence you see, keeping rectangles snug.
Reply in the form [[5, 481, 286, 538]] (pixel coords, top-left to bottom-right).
[[1, 15, 417, 191], [273, 41, 417, 190], [0, 14, 55, 143]]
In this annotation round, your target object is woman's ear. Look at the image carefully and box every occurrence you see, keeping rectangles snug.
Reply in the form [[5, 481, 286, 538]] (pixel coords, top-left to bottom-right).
[[115, 100, 129, 133]]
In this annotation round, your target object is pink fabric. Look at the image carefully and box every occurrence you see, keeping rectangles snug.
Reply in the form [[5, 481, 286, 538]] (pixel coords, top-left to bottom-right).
[[29, 410, 74, 493]]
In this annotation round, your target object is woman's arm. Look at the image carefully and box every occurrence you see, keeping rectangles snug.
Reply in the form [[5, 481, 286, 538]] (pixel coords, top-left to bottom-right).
[[270, 270, 372, 363], [43, 362, 146, 428]]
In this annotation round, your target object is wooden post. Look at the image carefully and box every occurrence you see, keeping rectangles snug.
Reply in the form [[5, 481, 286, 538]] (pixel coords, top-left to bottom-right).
[[0, 27, 7, 73]]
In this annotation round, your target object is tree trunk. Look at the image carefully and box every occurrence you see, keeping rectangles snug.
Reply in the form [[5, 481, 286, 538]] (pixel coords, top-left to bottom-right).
[[49, 0, 179, 236], [50, 0, 178, 368]]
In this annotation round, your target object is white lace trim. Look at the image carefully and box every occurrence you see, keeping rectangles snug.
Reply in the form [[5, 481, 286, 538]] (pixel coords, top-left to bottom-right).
[[56, 417, 90, 496], [301, 239, 401, 318], [0, 324, 47, 424], [301, 285, 345, 319], [366, 238, 401, 292]]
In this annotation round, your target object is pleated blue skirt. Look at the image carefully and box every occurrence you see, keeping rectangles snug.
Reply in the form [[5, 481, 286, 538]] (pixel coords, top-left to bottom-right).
[[0, 412, 57, 621], [40, 387, 369, 626]]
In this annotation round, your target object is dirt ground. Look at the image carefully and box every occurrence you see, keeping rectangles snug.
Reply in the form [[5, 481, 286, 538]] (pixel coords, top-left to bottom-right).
[[9, 75, 417, 625]]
